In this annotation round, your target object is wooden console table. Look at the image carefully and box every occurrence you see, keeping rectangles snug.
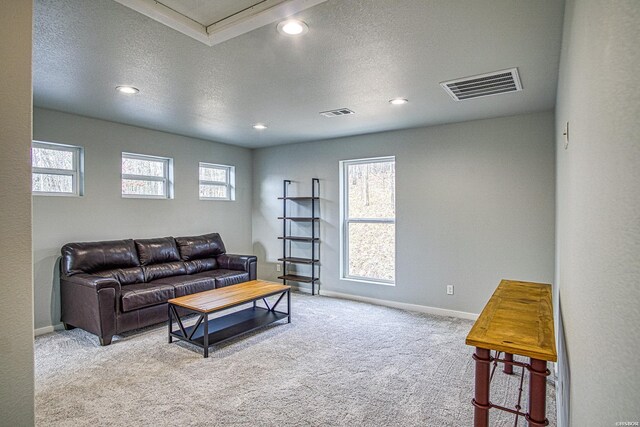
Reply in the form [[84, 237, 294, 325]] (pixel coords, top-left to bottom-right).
[[466, 279, 557, 427]]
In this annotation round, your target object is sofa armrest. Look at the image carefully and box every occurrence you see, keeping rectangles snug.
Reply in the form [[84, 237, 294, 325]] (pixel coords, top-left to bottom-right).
[[216, 254, 257, 280], [60, 273, 120, 345], [61, 273, 121, 292]]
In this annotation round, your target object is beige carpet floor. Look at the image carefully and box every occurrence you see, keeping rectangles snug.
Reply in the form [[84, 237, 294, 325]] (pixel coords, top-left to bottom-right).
[[35, 292, 556, 426]]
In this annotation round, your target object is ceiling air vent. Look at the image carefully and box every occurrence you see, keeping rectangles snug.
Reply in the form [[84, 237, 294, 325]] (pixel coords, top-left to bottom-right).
[[440, 68, 522, 101], [320, 108, 355, 118]]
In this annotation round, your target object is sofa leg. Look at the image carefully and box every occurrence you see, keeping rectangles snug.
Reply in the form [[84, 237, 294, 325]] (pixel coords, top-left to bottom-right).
[[63, 323, 76, 331], [99, 336, 113, 346]]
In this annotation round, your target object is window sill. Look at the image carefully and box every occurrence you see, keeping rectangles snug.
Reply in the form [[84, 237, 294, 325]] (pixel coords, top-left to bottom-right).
[[121, 195, 172, 200], [340, 276, 395, 287], [32, 192, 82, 198]]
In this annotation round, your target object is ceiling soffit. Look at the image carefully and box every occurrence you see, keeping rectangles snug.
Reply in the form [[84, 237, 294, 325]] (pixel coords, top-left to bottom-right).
[[114, 0, 328, 46]]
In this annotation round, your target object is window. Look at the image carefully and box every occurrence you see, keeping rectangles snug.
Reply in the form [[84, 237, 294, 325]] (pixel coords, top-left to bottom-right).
[[199, 163, 235, 200], [121, 152, 173, 199], [32, 141, 84, 196], [341, 157, 396, 284]]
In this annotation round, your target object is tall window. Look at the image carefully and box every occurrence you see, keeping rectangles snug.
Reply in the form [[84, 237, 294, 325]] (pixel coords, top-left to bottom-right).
[[32, 141, 83, 196], [199, 162, 235, 201], [121, 152, 173, 199], [341, 157, 396, 284]]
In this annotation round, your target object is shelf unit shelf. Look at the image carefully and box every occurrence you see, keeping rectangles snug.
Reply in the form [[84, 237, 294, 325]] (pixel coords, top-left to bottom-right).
[[278, 257, 319, 264], [277, 197, 320, 201], [278, 236, 319, 242], [280, 179, 320, 295], [277, 274, 319, 283], [278, 217, 319, 221]]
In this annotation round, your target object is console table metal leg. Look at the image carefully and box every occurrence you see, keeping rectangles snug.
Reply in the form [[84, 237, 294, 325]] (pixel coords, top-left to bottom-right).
[[203, 313, 209, 358], [287, 290, 291, 323], [503, 352, 513, 374], [527, 358, 548, 427], [472, 347, 491, 427]]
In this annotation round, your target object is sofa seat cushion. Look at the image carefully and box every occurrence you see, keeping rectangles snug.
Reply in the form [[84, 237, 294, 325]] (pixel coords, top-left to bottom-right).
[[151, 275, 215, 297], [191, 269, 250, 288], [121, 283, 175, 312]]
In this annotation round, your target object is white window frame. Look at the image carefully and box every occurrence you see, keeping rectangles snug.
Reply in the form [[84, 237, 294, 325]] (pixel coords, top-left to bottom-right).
[[121, 152, 174, 199], [199, 162, 235, 201], [340, 156, 396, 285], [32, 141, 84, 197]]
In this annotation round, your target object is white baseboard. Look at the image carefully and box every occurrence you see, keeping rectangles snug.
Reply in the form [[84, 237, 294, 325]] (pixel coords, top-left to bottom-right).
[[35, 323, 63, 337], [320, 290, 479, 320], [291, 284, 314, 295]]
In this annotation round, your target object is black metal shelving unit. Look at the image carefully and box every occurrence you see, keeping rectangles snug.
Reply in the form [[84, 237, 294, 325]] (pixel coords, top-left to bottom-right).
[[277, 179, 320, 295]]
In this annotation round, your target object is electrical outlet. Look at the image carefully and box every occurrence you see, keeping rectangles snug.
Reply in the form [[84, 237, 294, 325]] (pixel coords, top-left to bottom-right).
[[447, 285, 454, 295], [276, 264, 281, 272]]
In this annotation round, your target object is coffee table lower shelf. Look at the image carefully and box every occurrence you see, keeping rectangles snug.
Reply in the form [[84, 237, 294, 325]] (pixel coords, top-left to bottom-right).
[[169, 306, 288, 352]]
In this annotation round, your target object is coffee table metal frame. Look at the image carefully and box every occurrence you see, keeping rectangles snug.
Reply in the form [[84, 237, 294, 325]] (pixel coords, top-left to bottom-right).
[[168, 286, 290, 358]]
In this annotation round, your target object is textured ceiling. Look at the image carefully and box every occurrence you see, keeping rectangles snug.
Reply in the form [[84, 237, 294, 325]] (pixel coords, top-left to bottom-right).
[[159, 0, 262, 26], [33, 0, 565, 148]]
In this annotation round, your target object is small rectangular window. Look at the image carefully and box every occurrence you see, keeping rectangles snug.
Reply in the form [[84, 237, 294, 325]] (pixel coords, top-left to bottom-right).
[[341, 156, 396, 284], [32, 141, 84, 196], [199, 162, 235, 201], [122, 152, 173, 199]]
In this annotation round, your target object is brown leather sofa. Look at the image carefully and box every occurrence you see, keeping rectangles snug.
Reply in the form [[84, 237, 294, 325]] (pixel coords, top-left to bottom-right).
[[60, 233, 256, 345]]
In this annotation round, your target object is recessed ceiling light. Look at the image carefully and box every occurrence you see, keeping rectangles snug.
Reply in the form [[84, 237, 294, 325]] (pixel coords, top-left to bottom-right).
[[116, 85, 139, 94], [277, 19, 309, 36], [389, 98, 408, 105], [253, 123, 268, 130]]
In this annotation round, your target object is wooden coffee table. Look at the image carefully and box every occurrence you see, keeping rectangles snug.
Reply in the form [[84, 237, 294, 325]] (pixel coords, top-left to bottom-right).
[[167, 280, 291, 357]]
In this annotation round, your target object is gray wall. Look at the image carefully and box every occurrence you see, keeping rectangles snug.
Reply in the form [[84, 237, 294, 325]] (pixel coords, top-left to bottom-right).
[[555, 1, 640, 425], [253, 112, 555, 315], [33, 108, 254, 331], [0, 0, 35, 424]]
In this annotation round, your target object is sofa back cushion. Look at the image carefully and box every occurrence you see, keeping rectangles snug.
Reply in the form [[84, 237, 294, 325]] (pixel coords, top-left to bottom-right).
[[175, 233, 226, 261], [62, 239, 140, 276], [183, 258, 218, 274], [142, 262, 187, 282], [94, 267, 145, 286], [134, 237, 180, 266]]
